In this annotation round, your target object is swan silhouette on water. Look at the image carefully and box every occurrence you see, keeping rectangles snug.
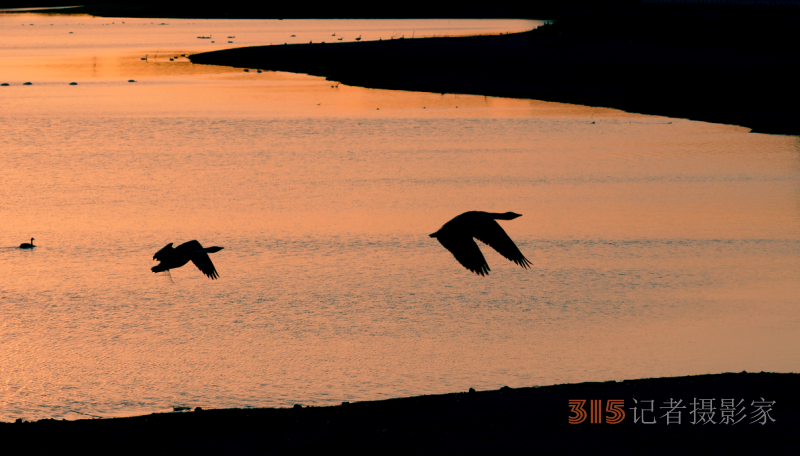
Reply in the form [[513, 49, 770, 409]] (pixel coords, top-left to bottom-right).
[[19, 238, 35, 249], [430, 211, 531, 276], [151, 240, 224, 279]]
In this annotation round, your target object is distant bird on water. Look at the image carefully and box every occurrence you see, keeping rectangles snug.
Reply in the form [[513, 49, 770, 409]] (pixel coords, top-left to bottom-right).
[[19, 238, 35, 249], [430, 211, 531, 276], [151, 240, 224, 279]]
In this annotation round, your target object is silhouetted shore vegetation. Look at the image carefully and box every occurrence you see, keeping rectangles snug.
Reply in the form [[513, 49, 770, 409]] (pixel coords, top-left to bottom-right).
[[1, 372, 796, 454], [188, 5, 800, 135], [0, 1, 626, 19], [5, 2, 799, 133]]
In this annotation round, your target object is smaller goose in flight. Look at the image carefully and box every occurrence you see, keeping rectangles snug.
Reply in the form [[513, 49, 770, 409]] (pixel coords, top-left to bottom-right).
[[151, 240, 224, 279], [430, 211, 530, 276], [19, 238, 35, 249]]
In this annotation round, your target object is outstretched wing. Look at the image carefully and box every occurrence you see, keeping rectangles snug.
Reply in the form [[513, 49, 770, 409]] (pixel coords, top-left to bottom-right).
[[153, 243, 174, 261], [179, 240, 219, 280], [436, 235, 490, 276], [473, 218, 531, 269], [190, 254, 219, 279]]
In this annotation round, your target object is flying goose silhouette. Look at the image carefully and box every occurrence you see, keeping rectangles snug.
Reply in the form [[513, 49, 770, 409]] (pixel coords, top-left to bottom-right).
[[151, 240, 224, 279], [430, 211, 530, 276], [19, 238, 35, 249]]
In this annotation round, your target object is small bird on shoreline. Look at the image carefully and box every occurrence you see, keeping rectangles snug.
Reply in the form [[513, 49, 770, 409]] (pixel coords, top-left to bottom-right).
[[151, 240, 224, 279], [19, 237, 35, 249], [430, 211, 530, 276]]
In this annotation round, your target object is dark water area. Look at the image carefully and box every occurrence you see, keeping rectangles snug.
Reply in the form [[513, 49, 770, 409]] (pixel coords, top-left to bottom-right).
[[191, 8, 800, 135], [1, 372, 796, 454]]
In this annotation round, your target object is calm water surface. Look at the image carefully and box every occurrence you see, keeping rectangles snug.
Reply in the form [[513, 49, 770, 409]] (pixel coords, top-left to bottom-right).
[[1, 14, 798, 422]]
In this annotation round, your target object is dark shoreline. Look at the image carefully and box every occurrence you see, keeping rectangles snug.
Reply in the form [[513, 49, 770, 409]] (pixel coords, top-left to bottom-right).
[[8, 3, 800, 134], [1, 372, 797, 454], [0, 2, 604, 19], [188, 14, 800, 136]]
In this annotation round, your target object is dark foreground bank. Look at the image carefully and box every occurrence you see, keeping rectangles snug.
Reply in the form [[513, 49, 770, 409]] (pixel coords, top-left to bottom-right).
[[1, 372, 797, 455], [190, 10, 800, 135]]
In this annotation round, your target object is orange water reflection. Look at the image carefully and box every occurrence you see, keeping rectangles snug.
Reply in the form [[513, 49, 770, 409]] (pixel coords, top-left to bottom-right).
[[1, 14, 799, 422]]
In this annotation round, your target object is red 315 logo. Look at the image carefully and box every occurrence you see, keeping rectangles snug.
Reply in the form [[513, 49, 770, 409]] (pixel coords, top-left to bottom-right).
[[569, 399, 625, 424]]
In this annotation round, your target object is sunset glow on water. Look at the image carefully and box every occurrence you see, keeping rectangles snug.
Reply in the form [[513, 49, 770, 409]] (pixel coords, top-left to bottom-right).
[[1, 14, 798, 422]]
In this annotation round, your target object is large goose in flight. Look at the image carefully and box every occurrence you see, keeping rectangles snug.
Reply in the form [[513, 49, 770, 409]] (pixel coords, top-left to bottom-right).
[[430, 211, 530, 276], [151, 240, 224, 279]]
